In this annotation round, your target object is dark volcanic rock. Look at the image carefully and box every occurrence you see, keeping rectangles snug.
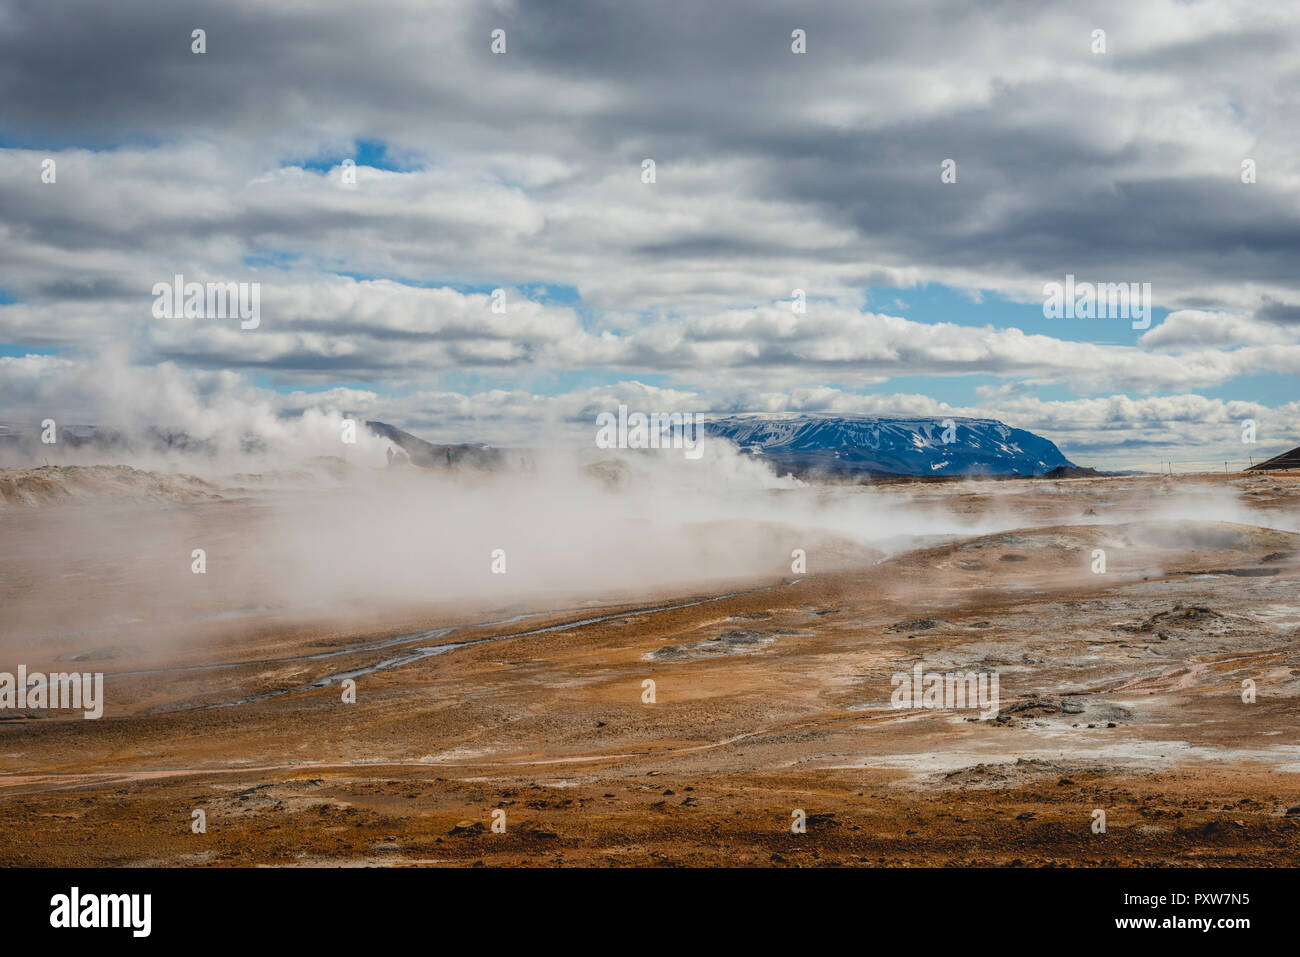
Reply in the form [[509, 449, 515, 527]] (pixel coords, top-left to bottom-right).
[[887, 618, 949, 633]]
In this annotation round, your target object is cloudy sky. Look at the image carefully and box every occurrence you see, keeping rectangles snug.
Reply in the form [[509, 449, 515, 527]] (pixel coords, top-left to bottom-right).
[[2, 0, 1298, 469]]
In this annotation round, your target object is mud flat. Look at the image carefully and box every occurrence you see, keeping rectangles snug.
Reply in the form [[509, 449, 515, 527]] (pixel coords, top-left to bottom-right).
[[1, 471, 1298, 866]]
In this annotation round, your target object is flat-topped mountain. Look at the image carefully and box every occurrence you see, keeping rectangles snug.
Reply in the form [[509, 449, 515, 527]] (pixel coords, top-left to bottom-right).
[[703, 414, 1076, 477]]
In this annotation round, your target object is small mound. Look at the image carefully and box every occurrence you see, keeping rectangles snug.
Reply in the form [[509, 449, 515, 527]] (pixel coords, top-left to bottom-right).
[[645, 628, 790, 660], [887, 618, 950, 633], [1112, 605, 1258, 642], [0, 465, 221, 507], [938, 758, 1084, 789], [1115, 605, 1222, 634]]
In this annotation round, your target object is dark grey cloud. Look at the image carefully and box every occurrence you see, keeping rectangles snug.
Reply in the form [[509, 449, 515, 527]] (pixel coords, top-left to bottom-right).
[[1258, 300, 1300, 325], [4, 0, 1298, 305]]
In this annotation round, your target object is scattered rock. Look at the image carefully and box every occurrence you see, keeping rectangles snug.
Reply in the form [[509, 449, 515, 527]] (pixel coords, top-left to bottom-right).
[[887, 618, 949, 633], [649, 644, 685, 660]]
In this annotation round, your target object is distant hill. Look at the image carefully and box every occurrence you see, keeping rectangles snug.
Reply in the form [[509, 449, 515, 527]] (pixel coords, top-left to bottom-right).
[[1246, 445, 1300, 472], [364, 421, 508, 470], [0, 422, 233, 457], [0, 415, 1084, 479], [1038, 464, 1108, 479], [703, 414, 1076, 478]]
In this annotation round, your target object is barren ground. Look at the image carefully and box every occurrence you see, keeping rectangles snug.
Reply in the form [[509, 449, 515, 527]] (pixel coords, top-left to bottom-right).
[[2, 470, 1299, 866]]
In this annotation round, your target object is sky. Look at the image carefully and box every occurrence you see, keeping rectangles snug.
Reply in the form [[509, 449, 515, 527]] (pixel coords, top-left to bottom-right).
[[1, 0, 1298, 470]]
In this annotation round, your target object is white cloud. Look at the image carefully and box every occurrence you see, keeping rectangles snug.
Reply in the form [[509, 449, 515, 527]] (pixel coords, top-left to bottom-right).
[[3, 0, 1299, 462]]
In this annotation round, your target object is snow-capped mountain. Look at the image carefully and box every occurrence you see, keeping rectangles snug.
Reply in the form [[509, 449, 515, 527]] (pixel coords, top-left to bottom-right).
[[703, 415, 1076, 477]]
